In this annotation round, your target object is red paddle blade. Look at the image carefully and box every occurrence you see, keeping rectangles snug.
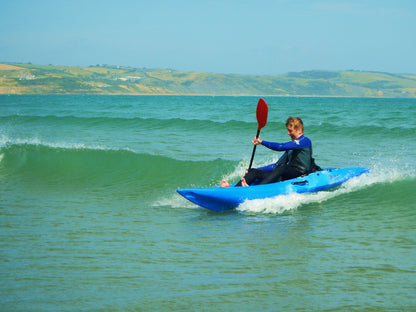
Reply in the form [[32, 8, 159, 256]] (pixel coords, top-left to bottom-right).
[[256, 98, 268, 130]]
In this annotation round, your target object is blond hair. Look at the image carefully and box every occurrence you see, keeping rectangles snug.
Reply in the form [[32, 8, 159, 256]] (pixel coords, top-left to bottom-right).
[[286, 117, 304, 132]]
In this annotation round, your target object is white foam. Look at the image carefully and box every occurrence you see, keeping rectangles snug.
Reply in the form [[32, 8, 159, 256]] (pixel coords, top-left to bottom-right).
[[0, 135, 132, 153], [153, 192, 199, 209], [237, 166, 414, 215]]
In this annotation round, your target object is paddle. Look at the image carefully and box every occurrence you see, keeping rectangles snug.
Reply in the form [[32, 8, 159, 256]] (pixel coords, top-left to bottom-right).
[[248, 98, 268, 170]]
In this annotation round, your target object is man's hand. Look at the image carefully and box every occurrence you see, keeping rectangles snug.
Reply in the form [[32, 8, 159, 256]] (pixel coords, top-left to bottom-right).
[[252, 136, 262, 145]]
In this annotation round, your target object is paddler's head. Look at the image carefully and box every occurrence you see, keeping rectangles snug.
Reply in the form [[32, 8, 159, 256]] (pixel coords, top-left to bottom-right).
[[286, 117, 304, 140]]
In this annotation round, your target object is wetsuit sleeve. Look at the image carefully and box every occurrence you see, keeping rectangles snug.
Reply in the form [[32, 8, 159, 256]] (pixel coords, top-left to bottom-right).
[[261, 136, 311, 151]]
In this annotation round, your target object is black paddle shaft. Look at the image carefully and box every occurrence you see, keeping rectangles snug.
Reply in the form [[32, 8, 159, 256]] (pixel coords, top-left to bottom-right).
[[248, 129, 261, 170]]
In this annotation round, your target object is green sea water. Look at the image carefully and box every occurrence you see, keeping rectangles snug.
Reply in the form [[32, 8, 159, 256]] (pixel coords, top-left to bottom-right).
[[1, 95, 415, 311]]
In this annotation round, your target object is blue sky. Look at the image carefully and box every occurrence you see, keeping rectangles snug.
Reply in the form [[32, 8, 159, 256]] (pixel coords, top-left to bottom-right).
[[1, 0, 415, 75]]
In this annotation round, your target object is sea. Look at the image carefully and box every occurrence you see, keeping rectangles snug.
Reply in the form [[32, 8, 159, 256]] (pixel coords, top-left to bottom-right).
[[1, 95, 415, 311]]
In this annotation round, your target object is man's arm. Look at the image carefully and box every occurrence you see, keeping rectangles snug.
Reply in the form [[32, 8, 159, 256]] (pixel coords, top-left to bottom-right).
[[261, 136, 311, 151]]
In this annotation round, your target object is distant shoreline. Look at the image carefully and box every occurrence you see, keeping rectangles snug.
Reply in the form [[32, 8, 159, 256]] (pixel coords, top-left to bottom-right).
[[3, 93, 411, 99], [1, 63, 415, 98]]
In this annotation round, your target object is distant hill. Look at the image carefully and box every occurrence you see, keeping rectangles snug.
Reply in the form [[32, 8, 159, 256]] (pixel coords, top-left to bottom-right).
[[1, 63, 416, 97]]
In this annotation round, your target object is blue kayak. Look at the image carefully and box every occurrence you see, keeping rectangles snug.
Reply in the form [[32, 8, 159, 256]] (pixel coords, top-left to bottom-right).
[[177, 166, 369, 211]]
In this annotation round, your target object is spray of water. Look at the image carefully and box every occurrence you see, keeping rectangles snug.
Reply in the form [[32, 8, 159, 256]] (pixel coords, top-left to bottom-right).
[[237, 165, 413, 214]]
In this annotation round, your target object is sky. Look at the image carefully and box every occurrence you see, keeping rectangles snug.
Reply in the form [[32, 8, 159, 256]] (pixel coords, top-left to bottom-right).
[[1, 0, 415, 75]]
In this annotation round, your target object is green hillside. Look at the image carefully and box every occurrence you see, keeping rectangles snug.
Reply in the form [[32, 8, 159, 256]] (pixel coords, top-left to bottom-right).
[[1, 63, 416, 97]]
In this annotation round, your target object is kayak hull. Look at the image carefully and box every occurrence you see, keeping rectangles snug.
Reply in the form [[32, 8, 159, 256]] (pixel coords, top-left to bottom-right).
[[177, 167, 369, 211]]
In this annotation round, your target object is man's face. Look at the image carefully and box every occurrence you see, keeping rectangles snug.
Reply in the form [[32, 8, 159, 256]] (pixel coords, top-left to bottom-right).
[[287, 125, 303, 140]]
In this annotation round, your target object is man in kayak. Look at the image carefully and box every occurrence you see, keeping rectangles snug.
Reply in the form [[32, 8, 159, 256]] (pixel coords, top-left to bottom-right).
[[221, 117, 314, 187]]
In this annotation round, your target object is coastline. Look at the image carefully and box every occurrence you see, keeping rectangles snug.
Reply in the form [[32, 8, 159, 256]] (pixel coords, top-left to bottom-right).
[[1, 63, 416, 97]]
